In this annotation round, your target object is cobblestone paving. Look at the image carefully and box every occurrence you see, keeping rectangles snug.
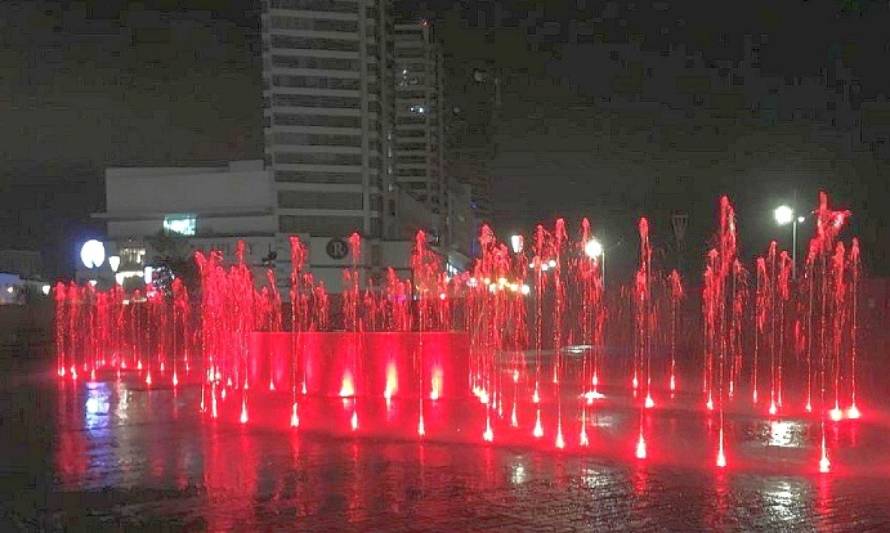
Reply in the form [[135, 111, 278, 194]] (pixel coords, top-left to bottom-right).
[[2, 362, 890, 531]]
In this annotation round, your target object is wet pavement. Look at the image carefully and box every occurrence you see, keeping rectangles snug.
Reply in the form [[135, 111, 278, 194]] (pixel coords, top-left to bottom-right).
[[3, 354, 890, 531]]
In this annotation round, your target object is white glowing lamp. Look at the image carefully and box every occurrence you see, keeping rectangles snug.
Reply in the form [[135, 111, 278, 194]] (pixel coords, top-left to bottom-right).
[[774, 205, 794, 226], [510, 234, 524, 254], [584, 238, 604, 259], [80, 239, 105, 269], [108, 255, 121, 273]]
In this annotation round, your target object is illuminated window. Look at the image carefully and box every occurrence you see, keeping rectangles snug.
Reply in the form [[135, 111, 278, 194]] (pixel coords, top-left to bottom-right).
[[163, 214, 197, 236], [120, 247, 146, 267]]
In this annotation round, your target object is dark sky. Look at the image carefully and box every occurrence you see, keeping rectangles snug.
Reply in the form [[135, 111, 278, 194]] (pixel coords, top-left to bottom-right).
[[3, 1, 890, 277]]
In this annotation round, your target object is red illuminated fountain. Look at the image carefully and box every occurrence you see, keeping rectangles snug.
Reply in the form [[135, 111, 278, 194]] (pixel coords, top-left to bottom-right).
[[53, 192, 869, 474]]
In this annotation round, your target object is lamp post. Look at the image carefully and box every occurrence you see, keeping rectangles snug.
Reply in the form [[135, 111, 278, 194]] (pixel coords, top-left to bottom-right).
[[774, 205, 803, 279], [584, 238, 605, 288], [510, 234, 523, 254], [80, 239, 106, 285]]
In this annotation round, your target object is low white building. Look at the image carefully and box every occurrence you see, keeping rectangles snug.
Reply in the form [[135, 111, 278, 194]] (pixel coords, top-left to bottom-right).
[[82, 160, 472, 293]]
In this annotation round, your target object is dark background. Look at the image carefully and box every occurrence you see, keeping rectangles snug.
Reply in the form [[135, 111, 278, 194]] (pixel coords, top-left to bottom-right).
[[2, 0, 889, 280]]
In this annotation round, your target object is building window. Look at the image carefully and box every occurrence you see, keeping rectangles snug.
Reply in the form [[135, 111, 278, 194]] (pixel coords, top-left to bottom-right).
[[163, 214, 197, 236], [120, 247, 146, 267]]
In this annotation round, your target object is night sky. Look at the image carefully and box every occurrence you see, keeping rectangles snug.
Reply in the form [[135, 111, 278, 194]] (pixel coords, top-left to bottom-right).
[[3, 1, 890, 277]]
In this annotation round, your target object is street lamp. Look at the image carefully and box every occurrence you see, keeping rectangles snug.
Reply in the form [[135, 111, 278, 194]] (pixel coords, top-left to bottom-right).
[[584, 238, 605, 287], [510, 234, 524, 254], [774, 205, 800, 279]]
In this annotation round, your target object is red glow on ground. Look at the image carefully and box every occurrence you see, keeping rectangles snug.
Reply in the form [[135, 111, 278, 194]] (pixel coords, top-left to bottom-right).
[[483, 418, 494, 442], [478, 389, 490, 405], [339, 373, 355, 398], [819, 454, 831, 473], [635, 434, 647, 459], [829, 407, 844, 422], [290, 403, 299, 428], [384, 363, 398, 400], [533, 410, 544, 438], [430, 368, 442, 400]]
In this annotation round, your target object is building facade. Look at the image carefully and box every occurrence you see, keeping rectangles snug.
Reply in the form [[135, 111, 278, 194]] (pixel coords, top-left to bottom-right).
[[261, 0, 396, 241], [393, 20, 446, 225], [83, 160, 277, 285]]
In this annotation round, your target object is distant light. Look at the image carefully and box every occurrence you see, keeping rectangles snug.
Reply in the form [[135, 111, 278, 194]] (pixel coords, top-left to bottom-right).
[[510, 234, 524, 254], [88, 280, 98, 287], [584, 238, 604, 259], [163, 214, 196, 236], [80, 239, 105, 269], [108, 255, 121, 273], [5, 286, 13, 294], [547, 259, 557, 268], [774, 205, 794, 226], [541, 263, 550, 272], [41, 284, 50, 295], [144, 266, 154, 284], [520, 284, 530, 295], [797, 216, 806, 224]]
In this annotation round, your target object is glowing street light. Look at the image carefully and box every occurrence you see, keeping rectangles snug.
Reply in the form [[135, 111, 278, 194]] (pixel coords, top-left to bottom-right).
[[773, 205, 794, 226], [80, 239, 106, 269], [584, 237, 606, 288], [774, 205, 801, 279], [510, 234, 524, 254], [584, 238, 603, 259]]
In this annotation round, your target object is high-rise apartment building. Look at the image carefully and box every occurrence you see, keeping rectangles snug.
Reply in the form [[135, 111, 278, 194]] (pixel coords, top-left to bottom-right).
[[260, 3, 472, 288], [261, 0, 395, 241], [393, 20, 446, 225]]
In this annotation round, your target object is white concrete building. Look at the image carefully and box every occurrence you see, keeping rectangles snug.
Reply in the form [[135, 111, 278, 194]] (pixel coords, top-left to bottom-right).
[[83, 160, 277, 284]]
